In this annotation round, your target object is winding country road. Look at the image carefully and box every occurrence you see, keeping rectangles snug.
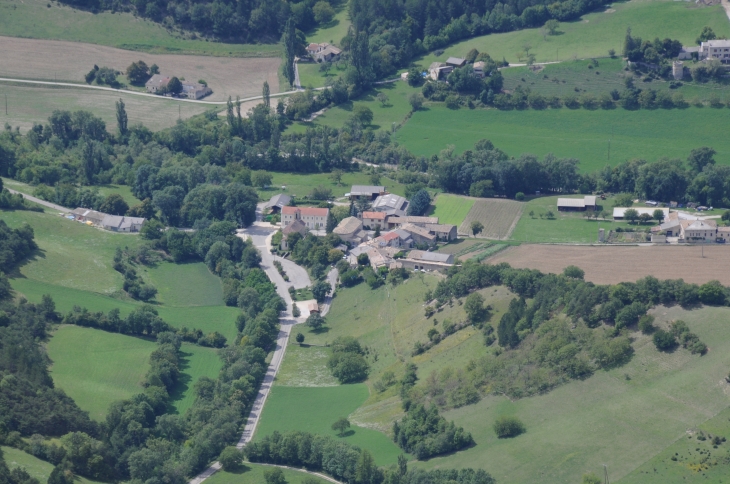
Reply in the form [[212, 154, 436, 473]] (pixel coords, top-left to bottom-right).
[[6, 188, 70, 212]]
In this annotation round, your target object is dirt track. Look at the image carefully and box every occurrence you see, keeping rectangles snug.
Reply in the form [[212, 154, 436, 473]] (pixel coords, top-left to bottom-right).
[[488, 244, 730, 285], [0, 36, 280, 101]]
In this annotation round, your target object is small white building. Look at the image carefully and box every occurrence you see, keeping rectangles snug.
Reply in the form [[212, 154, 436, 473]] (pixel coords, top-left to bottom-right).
[[699, 40, 730, 63], [101, 215, 145, 232], [613, 207, 669, 220]]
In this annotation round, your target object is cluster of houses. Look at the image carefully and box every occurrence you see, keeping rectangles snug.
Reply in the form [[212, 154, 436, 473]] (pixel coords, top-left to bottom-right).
[[653, 213, 730, 243], [145, 74, 212, 100], [67, 208, 145, 233], [266, 185, 458, 272], [673, 39, 730, 79]]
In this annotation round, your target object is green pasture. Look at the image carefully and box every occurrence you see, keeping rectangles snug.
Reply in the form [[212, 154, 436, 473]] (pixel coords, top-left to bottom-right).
[[0, 0, 279, 56], [296, 62, 339, 89], [261, 171, 409, 199], [417, 0, 730, 66], [2, 446, 99, 484], [306, 6, 351, 46], [510, 195, 643, 243], [413, 305, 730, 484], [47, 326, 155, 420], [289, 81, 418, 133], [275, 343, 339, 387], [146, 262, 224, 307], [0, 84, 210, 134], [169, 344, 222, 414], [502, 57, 730, 100], [431, 194, 475, 226], [254, 385, 403, 466], [12, 278, 239, 342], [96, 184, 143, 207], [205, 464, 331, 484], [394, 105, 730, 172]]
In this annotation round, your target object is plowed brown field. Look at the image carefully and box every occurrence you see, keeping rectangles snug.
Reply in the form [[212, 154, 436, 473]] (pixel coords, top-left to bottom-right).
[[0, 36, 279, 101], [488, 244, 730, 285]]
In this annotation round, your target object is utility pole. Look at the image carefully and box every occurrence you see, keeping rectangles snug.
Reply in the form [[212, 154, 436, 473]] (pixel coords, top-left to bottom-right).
[[4, 94, 7, 115], [607, 139, 610, 161], [604, 465, 609, 484], [178, 104, 181, 120]]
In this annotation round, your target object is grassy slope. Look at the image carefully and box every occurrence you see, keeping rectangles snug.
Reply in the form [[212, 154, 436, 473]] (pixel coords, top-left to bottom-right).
[[297, 5, 351, 89], [417, 1, 730, 66], [1, 84, 211, 134], [502, 57, 730, 100], [95, 184, 143, 207], [414, 306, 730, 484], [169, 344, 222, 414], [510, 195, 638, 243], [431, 194, 475, 226], [394, 105, 730, 172], [205, 464, 331, 484], [2, 446, 99, 484], [254, 385, 402, 466], [146, 261, 224, 307], [261, 170, 410, 199], [289, 81, 419, 134], [46, 326, 155, 420], [0, 0, 279, 56]]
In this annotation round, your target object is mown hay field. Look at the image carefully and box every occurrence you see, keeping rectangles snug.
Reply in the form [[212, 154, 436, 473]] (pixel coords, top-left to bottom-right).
[[459, 198, 523, 239], [488, 244, 730, 285], [0, 0, 280, 57], [0, 36, 280, 101], [431, 194, 475, 226], [0, 84, 210, 133]]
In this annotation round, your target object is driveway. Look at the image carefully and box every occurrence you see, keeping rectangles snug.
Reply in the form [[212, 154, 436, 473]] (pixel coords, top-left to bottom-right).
[[6, 188, 70, 212]]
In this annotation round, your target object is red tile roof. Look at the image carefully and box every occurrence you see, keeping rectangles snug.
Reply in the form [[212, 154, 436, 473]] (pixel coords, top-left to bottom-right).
[[362, 211, 386, 220], [380, 232, 400, 241], [282, 206, 329, 217]]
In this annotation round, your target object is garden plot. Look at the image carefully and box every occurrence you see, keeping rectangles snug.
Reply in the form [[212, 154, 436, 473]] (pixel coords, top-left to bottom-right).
[[459, 198, 524, 239]]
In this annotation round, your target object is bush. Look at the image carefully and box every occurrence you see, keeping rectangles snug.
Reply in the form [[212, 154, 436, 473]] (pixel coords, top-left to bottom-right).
[[563, 265, 584, 280], [493, 416, 525, 438], [653, 329, 677, 351], [327, 336, 369, 383], [638, 315, 655, 334], [218, 447, 242, 471], [515, 192, 525, 201]]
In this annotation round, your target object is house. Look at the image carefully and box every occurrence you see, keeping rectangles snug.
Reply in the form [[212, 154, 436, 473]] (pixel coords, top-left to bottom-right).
[[70, 208, 106, 225], [371, 193, 409, 216], [265, 194, 291, 214], [366, 247, 394, 270], [333, 216, 364, 243], [556, 195, 597, 211], [361, 211, 386, 229], [181, 81, 212, 100], [385, 215, 439, 229], [307, 301, 320, 314], [425, 223, 458, 241], [145, 74, 170, 93], [394, 229, 413, 247], [472, 61, 486, 78], [717, 227, 730, 243], [613, 207, 669, 220], [445, 57, 467, 68], [658, 216, 681, 237], [101, 215, 145, 232], [680, 219, 717, 242], [400, 223, 436, 244], [349, 185, 385, 200], [346, 244, 371, 266], [428, 62, 453, 81], [398, 250, 454, 272], [371, 231, 404, 249], [699, 40, 730, 63], [281, 219, 308, 250], [281, 206, 329, 230], [306, 43, 342, 62], [678, 46, 699, 60]]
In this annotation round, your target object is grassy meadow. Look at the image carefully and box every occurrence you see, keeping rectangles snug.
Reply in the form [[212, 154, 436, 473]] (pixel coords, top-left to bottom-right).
[[0, 0, 279, 56], [413, 305, 730, 484], [146, 262, 224, 307], [394, 105, 730, 172], [261, 170, 411, 199], [0, 83, 212, 134], [510, 195, 640, 243], [169, 344, 222, 414], [416, 0, 730, 67], [431, 194, 475, 226], [2, 446, 99, 484], [205, 464, 331, 484], [46, 326, 155, 420]]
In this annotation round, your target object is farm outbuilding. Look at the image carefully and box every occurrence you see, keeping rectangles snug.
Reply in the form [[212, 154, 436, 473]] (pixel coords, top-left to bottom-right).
[[613, 207, 669, 220], [556, 196, 597, 211]]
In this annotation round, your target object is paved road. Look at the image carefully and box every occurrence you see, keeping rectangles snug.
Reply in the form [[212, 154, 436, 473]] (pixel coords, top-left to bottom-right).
[[0, 77, 322, 105], [6, 188, 70, 212], [320, 267, 339, 317], [190, 223, 307, 484]]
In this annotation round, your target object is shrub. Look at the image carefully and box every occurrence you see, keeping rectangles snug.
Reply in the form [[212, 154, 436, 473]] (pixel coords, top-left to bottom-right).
[[638, 315, 655, 334], [218, 447, 242, 471], [653, 329, 677, 351], [563, 265, 584, 280], [493, 416, 525, 438], [515, 192, 525, 201]]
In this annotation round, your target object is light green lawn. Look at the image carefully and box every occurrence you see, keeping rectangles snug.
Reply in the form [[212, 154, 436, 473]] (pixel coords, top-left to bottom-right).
[[394, 105, 730, 172], [431, 193, 475, 226], [205, 464, 331, 484], [261, 171, 409, 199], [417, 0, 730, 66], [47, 326, 155, 420], [414, 306, 730, 484], [0, 0, 279, 56], [146, 262, 224, 307], [306, 6, 351, 45], [289, 81, 419, 134], [254, 384, 403, 466], [510, 195, 643, 243], [2, 446, 99, 484], [96, 185, 142, 207], [296, 62, 341, 90], [169, 344, 222, 414]]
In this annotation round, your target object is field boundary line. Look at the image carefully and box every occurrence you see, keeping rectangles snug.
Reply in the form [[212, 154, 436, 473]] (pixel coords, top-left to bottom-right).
[[0, 77, 323, 105]]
